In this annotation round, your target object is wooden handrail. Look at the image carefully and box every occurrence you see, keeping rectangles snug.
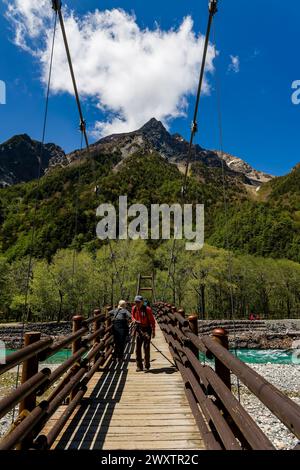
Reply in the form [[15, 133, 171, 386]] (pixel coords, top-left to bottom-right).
[[154, 302, 300, 450], [0, 308, 114, 450], [0, 338, 53, 375], [202, 335, 300, 439]]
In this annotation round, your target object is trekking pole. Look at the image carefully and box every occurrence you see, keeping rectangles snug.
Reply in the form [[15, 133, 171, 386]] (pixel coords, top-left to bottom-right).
[[150, 340, 176, 368]]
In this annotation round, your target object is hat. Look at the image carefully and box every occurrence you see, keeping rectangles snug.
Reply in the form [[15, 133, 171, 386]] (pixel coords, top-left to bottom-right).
[[118, 300, 127, 309], [134, 295, 143, 302]]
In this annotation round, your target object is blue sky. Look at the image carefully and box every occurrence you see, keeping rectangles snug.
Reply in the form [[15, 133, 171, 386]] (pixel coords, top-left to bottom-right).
[[0, 0, 299, 176]]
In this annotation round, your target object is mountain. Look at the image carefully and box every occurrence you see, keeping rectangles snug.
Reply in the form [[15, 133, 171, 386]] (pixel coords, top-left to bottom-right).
[[0, 138, 300, 262], [3, 118, 299, 263], [0, 119, 272, 190], [0, 133, 298, 262], [92, 117, 222, 168], [260, 163, 300, 204], [0, 134, 66, 188], [215, 151, 273, 187], [70, 118, 270, 187], [209, 164, 300, 262]]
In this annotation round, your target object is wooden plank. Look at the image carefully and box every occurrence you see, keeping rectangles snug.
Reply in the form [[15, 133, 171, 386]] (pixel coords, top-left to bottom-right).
[[80, 405, 191, 414], [101, 433, 202, 441], [82, 419, 196, 427], [101, 441, 203, 450], [49, 407, 193, 414], [53, 426, 199, 438], [79, 413, 194, 418], [57, 441, 203, 450]]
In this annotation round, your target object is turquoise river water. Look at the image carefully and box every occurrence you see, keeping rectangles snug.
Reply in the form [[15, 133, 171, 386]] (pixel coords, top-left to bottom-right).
[[6, 348, 297, 365]]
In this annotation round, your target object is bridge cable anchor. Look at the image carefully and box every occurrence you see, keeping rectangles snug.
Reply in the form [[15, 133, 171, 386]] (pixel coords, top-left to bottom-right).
[[52, 0, 62, 12], [209, 0, 218, 16]]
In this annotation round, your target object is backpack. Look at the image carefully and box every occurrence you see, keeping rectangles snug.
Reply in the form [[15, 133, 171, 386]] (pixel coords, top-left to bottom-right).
[[112, 307, 128, 321]]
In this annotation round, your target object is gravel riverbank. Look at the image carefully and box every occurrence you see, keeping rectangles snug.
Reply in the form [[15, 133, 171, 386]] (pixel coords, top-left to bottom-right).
[[231, 363, 300, 450], [0, 322, 72, 348]]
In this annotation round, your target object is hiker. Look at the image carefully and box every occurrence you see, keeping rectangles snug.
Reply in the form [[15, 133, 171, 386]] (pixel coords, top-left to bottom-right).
[[132, 295, 156, 372], [110, 300, 131, 360]]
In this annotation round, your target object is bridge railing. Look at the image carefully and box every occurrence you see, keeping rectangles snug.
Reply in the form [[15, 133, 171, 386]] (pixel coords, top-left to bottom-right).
[[154, 302, 300, 451], [0, 308, 114, 450]]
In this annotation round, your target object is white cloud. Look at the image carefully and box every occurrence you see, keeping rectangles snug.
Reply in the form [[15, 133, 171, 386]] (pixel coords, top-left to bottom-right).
[[228, 55, 240, 74], [5, 2, 217, 138], [4, 0, 52, 53]]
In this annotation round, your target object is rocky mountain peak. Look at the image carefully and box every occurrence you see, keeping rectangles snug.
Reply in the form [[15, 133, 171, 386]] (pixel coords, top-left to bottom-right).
[[139, 117, 168, 136], [0, 134, 66, 187], [215, 151, 273, 187]]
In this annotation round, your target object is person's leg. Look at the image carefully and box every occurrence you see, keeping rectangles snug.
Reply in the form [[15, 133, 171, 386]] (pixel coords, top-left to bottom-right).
[[144, 329, 151, 370], [119, 328, 128, 358], [113, 326, 121, 358], [135, 333, 143, 370]]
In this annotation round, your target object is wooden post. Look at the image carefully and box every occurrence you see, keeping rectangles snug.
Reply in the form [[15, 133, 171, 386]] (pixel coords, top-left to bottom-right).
[[71, 315, 83, 399], [18, 331, 41, 450], [19, 332, 41, 414], [188, 314, 199, 358], [212, 328, 231, 390], [178, 308, 185, 319], [93, 308, 102, 364], [72, 315, 83, 355], [105, 306, 112, 359]]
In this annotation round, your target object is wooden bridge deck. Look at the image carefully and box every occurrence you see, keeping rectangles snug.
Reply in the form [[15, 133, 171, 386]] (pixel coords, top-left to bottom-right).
[[42, 323, 205, 450]]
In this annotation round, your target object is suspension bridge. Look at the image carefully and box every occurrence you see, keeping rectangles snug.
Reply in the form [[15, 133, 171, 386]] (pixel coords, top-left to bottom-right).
[[0, 300, 300, 450]]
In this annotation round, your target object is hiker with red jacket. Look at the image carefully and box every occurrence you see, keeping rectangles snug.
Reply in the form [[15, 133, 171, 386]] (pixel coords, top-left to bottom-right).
[[132, 295, 156, 372]]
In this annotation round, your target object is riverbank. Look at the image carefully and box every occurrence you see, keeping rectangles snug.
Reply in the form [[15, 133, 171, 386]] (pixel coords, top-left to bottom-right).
[[198, 319, 300, 349], [232, 363, 300, 450], [1, 319, 300, 349], [0, 365, 65, 440], [0, 321, 72, 348]]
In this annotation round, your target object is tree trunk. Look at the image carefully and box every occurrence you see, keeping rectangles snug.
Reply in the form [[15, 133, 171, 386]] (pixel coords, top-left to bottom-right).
[[111, 276, 114, 307], [200, 284, 205, 320], [57, 290, 63, 324]]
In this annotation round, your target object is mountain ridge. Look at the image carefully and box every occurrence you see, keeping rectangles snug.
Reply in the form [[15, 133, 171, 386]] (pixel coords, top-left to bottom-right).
[[0, 129, 298, 262], [0, 118, 273, 188]]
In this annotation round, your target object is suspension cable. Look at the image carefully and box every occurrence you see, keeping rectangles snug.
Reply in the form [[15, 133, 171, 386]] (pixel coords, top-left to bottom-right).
[[70, 129, 84, 316], [12, 9, 58, 423], [108, 240, 126, 300], [52, 0, 89, 150], [212, 20, 241, 402], [50, 0, 94, 313], [162, 0, 218, 302], [182, 0, 218, 195]]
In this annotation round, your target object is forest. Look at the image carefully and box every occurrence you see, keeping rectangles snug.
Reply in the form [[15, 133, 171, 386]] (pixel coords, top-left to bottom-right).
[[0, 240, 300, 322], [0, 152, 299, 321]]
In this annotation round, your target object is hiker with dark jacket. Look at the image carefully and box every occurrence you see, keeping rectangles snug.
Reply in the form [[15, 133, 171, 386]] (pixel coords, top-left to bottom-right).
[[131, 295, 156, 372], [110, 300, 131, 360]]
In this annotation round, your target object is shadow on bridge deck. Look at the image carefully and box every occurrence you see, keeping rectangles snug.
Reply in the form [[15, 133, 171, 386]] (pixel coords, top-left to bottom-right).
[[47, 326, 204, 450], [55, 341, 135, 449]]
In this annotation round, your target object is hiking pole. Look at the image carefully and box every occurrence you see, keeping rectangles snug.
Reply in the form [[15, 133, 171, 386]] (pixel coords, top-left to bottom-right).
[[150, 340, 176, 368], [133, 321, 176, 367]]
